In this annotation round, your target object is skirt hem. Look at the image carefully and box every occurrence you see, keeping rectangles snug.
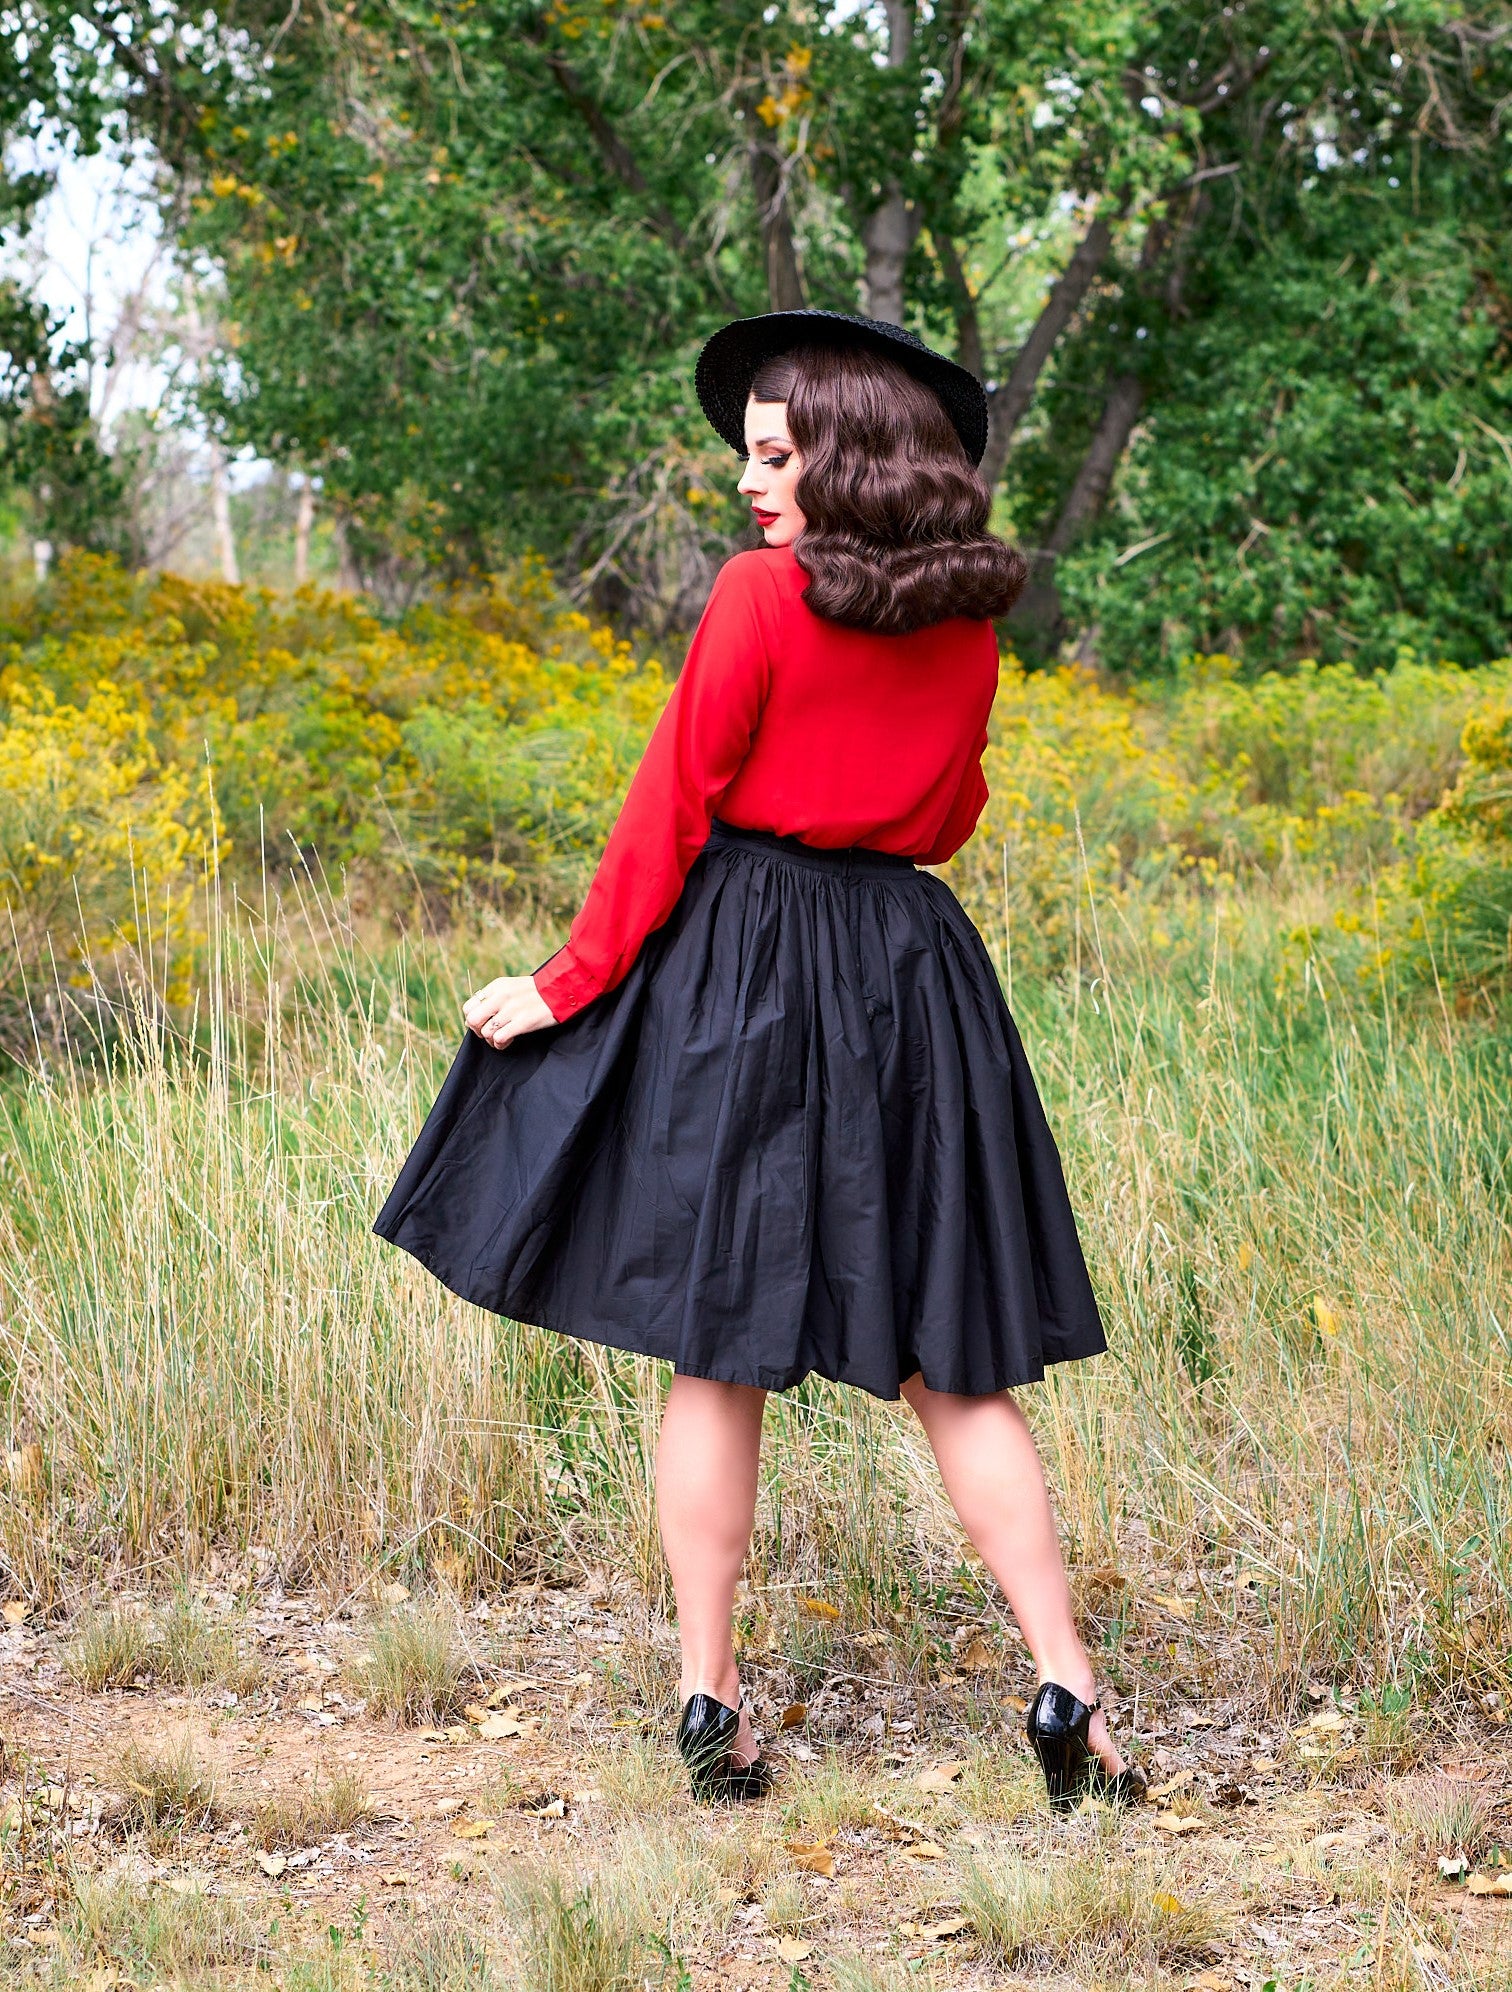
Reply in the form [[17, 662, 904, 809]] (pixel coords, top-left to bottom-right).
[[371, 1221, 1106, 1404]]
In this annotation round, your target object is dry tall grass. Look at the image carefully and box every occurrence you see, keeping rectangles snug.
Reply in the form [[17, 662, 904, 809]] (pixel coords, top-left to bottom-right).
[[1, 821, 1508, 1726]]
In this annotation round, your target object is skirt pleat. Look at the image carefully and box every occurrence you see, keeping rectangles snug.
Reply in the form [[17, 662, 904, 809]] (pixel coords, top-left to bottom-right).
[[372, 817, 1107, 1400]]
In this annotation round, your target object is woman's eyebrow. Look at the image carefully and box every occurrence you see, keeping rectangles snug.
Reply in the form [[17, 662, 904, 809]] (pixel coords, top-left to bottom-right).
[[749, 435, 791, 448]]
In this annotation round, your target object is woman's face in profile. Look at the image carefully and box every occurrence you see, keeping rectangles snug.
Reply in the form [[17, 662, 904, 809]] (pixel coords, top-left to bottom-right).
[[738, 397, 805, 546]]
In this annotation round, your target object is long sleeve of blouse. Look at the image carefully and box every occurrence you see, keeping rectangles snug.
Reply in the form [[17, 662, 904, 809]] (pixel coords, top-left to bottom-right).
[[530, 553, 782, 1023], [530, 545, 1000, 1025]]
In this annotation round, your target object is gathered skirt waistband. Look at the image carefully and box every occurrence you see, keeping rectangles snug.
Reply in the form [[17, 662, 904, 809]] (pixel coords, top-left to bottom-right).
[[706, 815, 919, 878]]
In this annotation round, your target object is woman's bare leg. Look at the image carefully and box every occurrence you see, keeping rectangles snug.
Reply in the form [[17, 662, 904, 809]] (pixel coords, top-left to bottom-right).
[[899, 1373, 1125, 1775], [655, 1373, 768, 1766]]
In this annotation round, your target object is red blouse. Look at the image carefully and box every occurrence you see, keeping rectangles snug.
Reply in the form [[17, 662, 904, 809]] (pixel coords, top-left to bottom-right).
[[531, 543, 999, 1023]]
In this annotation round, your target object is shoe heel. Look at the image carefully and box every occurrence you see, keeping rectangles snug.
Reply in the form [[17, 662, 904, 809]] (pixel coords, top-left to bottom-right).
[[1025, 1680, 1147, 1813], [676, 1692, 740, 1804], [1025, 1680, 1095, 1813]]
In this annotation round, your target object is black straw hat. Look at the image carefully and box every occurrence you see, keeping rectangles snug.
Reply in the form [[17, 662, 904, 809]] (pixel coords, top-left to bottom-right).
[[694, 309, 989, 468]]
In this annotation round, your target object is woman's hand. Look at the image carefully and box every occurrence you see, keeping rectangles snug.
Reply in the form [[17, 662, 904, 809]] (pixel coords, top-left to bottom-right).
[[463, 974, 558, 1049]]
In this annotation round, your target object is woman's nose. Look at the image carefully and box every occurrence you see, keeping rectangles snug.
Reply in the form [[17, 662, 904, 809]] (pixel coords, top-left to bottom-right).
[[737, 460, 762, 495]]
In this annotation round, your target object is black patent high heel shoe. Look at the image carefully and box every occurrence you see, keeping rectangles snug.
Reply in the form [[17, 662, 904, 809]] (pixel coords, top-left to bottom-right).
[[1025, 1680, 1148, 1813], [675, 1691, 778, 1804]]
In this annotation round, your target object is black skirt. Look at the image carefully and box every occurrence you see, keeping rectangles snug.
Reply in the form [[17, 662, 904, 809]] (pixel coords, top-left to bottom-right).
[[372, 817, 1107, 1401]]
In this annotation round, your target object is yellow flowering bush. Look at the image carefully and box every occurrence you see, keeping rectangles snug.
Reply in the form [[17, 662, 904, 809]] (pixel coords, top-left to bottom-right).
[[0, 552, 673, 1045], [2, 549, 1508, 1048], [1370, 686, 1512, 986], [943, 650, 1512, 988], [0, 677, 209, 1031]]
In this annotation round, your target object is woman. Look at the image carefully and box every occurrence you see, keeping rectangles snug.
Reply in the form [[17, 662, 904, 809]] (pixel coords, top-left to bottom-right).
[[373, 309, 1145, 1813]]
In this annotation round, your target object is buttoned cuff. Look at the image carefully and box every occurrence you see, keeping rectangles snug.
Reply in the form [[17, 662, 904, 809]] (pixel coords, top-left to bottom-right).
[[531, 946, 603, 1024]]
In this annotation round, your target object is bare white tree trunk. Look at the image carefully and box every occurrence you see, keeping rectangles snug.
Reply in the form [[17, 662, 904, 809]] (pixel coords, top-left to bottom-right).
[[293, 477, 315, 586], [208, 438, 240, 585]]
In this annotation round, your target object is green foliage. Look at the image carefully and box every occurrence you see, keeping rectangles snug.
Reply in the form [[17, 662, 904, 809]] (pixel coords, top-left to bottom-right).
[[0, 279, 137, 558], [1041, 198, 1512, 673]]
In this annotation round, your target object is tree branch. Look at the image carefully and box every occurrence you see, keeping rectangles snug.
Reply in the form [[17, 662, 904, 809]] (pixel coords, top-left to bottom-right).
[[976, 211, 1113, 492], [749, 137, 807, 311], [522, 22, 697, 260]]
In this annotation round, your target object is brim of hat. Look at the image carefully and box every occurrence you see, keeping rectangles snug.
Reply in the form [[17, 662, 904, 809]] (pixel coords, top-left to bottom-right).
[[694, 311, 989, 468]]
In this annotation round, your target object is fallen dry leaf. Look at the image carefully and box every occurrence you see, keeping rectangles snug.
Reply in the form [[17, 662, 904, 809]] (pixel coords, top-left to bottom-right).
[[378, 1581, 411, 1605], [524, 1794, 566, 1817], [1084, 1565, 1129, 1591], [785, 1837, 836, 1877], [780, 1703, 808, 1729], [1466, 1873, 1512, 1897], [477, 1712, 524, 1739], [920, 1915, 972, 1941], [415, 1728, 450, 1744], [773, 1937, 813, 1962], [378, 1872, 411, 1887], [957, 1634, 997, 1672], [2, 1599, 26, 1626], [1154, 1811, 1203, 1835], [1149, 1772, 1195, 1800], [1251, 1756, 1280, 1773], [795, 1596, 840, 1621], [462, 1702, 489, 1725], [902, 1839, 948, 1860], [453, 1819, 494, 1840], [915, 1760, 967, 1794], [1152, 1592, 1192, 1620], [1153, 1890, 1186, 1914], [256, 1853, 287, 1878]]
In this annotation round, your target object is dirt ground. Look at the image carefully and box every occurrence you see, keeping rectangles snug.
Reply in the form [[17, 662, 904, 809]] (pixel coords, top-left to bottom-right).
[[3, 1567, 1511, 1988]]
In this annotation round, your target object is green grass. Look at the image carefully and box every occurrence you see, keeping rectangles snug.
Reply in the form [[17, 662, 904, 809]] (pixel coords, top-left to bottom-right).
[[0, 828, 1508, 1731]]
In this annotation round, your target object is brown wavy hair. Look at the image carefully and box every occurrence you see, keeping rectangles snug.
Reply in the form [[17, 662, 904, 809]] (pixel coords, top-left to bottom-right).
[[748, 342, 1026, 635]]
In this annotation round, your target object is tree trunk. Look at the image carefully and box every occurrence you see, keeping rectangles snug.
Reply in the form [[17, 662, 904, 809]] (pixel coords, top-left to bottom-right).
[[749, 141, 806, 311], [932, 231, 984, 378], [293, 476, 315, 586], [978, 212, 1113, 493], [333, 514, 362, 594], [208, 440, 239, 585], [862, 195, 920, 325], [1045, 373, 1145, 556], [860, 0, 918, 325], [1010, 372, 1144, 648]]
